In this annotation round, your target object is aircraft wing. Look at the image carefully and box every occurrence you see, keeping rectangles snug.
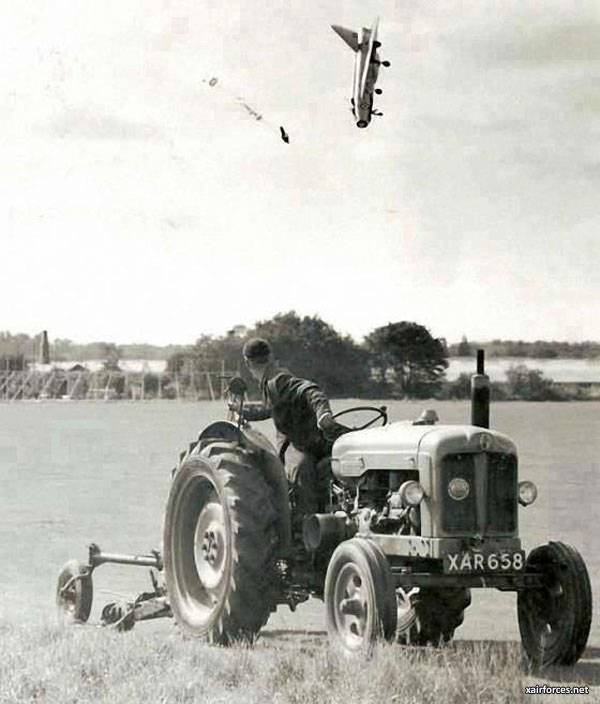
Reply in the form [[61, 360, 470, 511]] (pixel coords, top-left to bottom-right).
[[331, 24, 360, 52], [359, 18, 379, 96]]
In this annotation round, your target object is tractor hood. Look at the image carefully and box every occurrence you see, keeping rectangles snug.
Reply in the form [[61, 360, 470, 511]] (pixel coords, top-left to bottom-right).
[[331, 421, 517, 479]]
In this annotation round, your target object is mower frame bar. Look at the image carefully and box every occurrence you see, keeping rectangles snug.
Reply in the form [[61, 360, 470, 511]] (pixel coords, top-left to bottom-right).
[[88, 543, 163, 571]]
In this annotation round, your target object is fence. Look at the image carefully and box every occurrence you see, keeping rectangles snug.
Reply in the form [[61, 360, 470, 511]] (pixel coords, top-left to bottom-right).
[[0, 369, 238, 401]]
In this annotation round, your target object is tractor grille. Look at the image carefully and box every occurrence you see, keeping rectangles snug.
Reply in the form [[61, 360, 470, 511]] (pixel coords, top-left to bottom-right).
[[441, 452, 517, 535], [486, 453, 517, 533], [440, 454, 477, 533]]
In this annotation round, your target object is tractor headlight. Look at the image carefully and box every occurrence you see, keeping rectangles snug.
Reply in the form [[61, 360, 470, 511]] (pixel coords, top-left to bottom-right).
[[448, 477, 470, 501], [399, 481, 425, 507], [518, 480, 538, 506]]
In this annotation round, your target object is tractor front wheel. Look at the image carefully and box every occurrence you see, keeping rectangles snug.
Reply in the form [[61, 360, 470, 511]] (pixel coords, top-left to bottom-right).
[[518, 541, 591, 667], [324, 538, 397, 656]]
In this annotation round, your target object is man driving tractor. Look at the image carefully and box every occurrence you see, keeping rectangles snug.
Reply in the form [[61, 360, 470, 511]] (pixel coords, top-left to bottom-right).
[[237, 338, 345, 532]]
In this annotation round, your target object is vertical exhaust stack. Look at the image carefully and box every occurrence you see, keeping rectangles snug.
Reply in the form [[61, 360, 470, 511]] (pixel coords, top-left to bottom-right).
[[471, 349, 490, 428], [41, 330, 50, 365]]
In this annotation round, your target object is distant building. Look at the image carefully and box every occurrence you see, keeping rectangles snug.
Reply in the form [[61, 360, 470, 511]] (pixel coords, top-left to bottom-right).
[[447, 357, 600, 399], [227, 325, 248, 338]]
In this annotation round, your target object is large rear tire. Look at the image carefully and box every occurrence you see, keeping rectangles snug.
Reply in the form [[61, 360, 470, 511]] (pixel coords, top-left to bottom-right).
[[163, 442, 279, 644], [324, 538, 397, 656], [397, 587, 471, 646], [518, 541, 592, 667]]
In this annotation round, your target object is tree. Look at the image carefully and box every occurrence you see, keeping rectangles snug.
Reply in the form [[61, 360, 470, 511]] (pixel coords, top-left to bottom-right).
[[165, 311, 371, 397], [504, 364, 563, 401], [100, 343, 122, 372], [456, 335, 473, 357], [252, 311, 371, 396], [167, 334, 243, 375], [365, 321, 449, 398], [0, 332, 32, 370], [446, 372, 472, 399]]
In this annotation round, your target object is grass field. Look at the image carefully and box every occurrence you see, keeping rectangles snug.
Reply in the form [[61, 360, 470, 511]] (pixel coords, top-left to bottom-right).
[[4, 620, 588, 704], [0, 399, 599, 702]]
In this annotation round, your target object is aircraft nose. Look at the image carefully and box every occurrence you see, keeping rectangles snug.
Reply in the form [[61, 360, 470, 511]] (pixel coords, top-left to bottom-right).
[[357, 120, 368, 128]]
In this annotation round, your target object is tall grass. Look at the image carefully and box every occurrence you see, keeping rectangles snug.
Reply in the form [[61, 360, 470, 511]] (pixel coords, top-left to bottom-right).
[[1, 618, 595, 704]]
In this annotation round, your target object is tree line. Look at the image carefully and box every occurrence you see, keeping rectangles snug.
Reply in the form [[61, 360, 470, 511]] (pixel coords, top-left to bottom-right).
[[450, 336, 600, 359], [164, 313, 449, 399], [1, 316, 450, 398], [0, 333, 187, 368], [1, 317, 595, 401]]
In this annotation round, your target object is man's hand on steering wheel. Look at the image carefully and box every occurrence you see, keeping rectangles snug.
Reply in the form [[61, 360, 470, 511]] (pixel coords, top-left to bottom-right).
[[228, 400, 241, 414]]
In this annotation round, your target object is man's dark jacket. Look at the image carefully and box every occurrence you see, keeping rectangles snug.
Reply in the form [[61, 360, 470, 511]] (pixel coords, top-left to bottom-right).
[[243, 369, 332, 453]]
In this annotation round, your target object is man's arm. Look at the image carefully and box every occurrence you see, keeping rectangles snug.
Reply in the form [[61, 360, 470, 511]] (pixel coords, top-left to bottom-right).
[[305, 386, 335, 429], [242, 401, 272, 421], [270, 373, 333, 420], [270, 372, 347, 438], [228, 400, 272, 421]]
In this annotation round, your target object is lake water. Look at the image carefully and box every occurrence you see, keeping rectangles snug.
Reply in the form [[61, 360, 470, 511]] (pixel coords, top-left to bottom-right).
[[33, 356, 600, 382], [447, 357, 600, 382]]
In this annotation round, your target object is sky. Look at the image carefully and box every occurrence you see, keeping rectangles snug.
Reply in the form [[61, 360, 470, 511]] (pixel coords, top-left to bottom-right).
[[2, 0, 599, 346]]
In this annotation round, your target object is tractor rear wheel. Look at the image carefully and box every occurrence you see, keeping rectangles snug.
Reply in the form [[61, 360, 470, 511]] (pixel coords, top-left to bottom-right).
[[518, 541, 591, 667], [397, 587, 471, 646], [163, 442, 279, 644], [325, 538, 397, 656]]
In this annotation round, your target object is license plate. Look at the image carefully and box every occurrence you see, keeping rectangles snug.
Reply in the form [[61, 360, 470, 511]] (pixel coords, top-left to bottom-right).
[[443, 550, 525, 573]]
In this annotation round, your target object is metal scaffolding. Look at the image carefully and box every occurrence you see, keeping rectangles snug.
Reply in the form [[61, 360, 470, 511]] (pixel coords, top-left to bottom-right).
[[0, 369, 238, 401]]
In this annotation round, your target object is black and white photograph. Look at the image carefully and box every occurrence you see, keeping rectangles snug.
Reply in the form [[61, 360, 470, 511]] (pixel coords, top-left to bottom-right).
[[1, 1, 598, 702]]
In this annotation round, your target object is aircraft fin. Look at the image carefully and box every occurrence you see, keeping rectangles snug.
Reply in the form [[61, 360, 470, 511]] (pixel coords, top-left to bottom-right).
[[331, 24, 360, 52]]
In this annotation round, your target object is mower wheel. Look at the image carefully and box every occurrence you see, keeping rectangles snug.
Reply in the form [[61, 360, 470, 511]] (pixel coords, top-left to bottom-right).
[[398, 586, 471, 646], [518, 541, 592, 667], [163, 441, 279, 644], [56, 559, 93, 624], [324, 538, 397, 656]]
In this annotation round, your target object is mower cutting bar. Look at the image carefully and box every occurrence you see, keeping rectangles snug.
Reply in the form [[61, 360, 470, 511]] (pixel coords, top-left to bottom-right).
[[88, 543, 162, 570]]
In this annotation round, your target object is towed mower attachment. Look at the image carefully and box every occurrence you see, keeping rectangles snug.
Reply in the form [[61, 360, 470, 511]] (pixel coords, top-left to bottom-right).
[[56, 543, 172, 631]]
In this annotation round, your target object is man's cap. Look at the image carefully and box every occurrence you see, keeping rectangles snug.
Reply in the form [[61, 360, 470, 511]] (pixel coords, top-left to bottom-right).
[[242, 337, 272, 362]]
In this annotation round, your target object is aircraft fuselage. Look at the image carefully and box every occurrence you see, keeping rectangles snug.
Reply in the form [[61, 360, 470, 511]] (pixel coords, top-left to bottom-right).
[[332, 18, 384, 129], [352, 27, 380, 127]]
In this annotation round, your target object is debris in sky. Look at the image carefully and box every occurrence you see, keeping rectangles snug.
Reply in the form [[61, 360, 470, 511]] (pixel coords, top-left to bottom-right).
[[239, 101, 262, 121], [203, 76, 289, 144]]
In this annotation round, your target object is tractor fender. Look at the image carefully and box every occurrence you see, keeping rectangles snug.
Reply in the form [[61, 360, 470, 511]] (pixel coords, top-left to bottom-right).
[[241, 425, 292, 556]]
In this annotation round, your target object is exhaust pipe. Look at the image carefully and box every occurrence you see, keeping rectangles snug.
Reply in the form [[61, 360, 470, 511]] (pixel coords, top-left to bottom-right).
[[471, 349, 490, 429], [303, 514, 354, 552]]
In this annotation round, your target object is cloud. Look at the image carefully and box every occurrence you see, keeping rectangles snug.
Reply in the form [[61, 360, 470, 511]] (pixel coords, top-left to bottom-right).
[[452, 20, 600, 66], [46, 108, 161, 140], [504, 23, 600, 64]]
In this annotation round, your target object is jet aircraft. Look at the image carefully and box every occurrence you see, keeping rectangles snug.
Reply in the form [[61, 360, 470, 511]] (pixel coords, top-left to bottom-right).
[[331, 18, 389, 128]]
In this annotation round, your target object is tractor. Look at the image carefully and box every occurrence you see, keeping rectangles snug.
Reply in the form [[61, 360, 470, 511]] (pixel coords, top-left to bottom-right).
[[57, 352, 592, 667]]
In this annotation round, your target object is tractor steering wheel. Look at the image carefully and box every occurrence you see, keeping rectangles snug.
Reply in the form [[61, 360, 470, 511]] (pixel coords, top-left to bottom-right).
[[332, 405, 388, 431]]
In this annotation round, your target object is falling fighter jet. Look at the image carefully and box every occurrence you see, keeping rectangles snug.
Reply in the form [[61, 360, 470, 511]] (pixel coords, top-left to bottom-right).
[[331, 18, 390, 128]]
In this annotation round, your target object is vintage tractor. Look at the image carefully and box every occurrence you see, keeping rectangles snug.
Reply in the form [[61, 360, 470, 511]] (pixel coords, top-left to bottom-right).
[[56, 353, 592, 667]]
